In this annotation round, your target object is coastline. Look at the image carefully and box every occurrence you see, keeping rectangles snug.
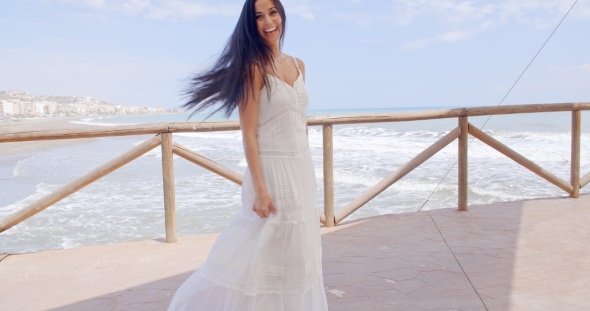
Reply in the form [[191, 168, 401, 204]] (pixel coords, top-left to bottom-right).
[[0, 117, 100, 157]]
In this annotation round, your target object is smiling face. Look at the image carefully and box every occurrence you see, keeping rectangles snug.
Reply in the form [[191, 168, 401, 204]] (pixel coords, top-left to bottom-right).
[[254, 0, 282, 47]]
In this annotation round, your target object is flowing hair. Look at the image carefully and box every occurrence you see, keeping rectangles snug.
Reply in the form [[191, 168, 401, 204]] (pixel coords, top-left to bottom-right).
[[182, 0, 286, 119]]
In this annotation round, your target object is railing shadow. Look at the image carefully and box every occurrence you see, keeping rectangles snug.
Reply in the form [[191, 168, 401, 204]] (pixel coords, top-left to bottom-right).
[[38, 195, 590, 311]]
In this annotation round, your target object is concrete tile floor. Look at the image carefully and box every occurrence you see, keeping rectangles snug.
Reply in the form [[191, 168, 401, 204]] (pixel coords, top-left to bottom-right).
[[0, 194, 588, 311]]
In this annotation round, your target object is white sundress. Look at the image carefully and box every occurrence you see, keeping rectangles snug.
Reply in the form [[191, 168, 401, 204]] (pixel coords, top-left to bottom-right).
[[167, 57, 329, 311]]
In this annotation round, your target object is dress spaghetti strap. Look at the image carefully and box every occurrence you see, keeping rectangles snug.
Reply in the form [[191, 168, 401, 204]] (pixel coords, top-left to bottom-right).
[[292, 56, 301, 74]]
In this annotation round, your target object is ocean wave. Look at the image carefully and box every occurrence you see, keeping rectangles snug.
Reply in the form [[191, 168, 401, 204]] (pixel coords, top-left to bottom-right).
[[2, 119, 590, 254], [12, 159, 26, 178], [0, 182, 58, 218], [69, 118, 137, 127]]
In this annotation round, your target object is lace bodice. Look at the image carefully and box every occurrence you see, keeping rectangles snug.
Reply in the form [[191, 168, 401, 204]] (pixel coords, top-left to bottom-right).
[[257, 58, 309, 158]]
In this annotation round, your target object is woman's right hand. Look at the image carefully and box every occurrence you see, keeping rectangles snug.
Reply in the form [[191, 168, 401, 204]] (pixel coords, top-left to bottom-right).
[[253, 191, 277, 218]]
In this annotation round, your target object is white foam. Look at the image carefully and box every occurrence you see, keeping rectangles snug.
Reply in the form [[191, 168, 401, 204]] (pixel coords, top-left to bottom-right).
[[70, 118, 137, 127], [2, 121, 589, 254], [12, 159, 26, 178], [0, 182, 57, 217]]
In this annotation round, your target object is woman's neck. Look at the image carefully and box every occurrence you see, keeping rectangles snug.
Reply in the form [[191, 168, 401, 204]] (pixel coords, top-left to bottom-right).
[[269, 42, 281, 62]]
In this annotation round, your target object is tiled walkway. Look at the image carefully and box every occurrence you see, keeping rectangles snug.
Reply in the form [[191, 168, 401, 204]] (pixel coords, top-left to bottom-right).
[[1, 195, 589, 310]]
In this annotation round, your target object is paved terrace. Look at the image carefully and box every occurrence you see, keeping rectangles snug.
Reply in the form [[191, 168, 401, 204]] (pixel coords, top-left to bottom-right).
[[1, 195, 589, 311]]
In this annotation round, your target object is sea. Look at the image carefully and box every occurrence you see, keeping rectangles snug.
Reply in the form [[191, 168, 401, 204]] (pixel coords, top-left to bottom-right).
[[1, 108, 589, 254]]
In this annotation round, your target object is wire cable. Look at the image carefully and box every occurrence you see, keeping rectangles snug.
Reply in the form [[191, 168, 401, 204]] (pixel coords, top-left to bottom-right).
[[417, 0, 579, 212]]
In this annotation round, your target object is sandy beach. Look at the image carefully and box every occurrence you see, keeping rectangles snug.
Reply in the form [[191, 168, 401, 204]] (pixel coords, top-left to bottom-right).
[[0, 117, 100, 156]]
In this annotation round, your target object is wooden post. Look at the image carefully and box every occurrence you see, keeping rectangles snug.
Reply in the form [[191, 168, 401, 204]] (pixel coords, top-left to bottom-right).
[[581, 172, 590, 189], [323, 124, 335, 227], [571, 110, 581, 198], [458, 117, 468, 211], [161, 133, 177, 243]]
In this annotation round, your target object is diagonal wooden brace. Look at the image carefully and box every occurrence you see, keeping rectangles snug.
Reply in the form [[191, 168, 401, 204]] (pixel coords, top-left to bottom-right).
[[334, 127, 462, 224], [172, 143, 243, 185], [468, 123, 574, 194], [0, 135, 163, 233]]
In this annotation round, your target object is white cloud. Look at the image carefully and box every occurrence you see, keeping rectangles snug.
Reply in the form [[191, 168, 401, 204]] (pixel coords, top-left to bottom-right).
[[61, 0, 241, 19], [392, 0, 496, 25], [333, 12, 395, 27], [437, 30, 471, 42], [282, 0, 318, 20], [299, 12, 315, 20], [547, 63, 590, 77], [0, 48, 21, 54], [400, 30, 471, 50], [400, 38, 434, 50], [392, 0, 588, 26], [286, 4, 315, 20], [56, 0, 590, 24], [391, 0, 588, 50], [67, 0, 322, 21]]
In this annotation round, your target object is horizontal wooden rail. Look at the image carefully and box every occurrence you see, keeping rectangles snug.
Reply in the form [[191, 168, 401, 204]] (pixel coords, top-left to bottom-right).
[[309, 102, 590, 126], [0, 122, 240, 143], [0, 135, 162, 233], [307, 108, 465, 126], [1, 102, 589, 143], [0, 123, 170, 143], [464, 103, 590, 117], [334, 127, 462, 224], [168, 121, 241, 133], [0, 102, 586, 236], [172, 143, 243, 185], [581, 172, 590, 189], [468, 123, 574, 194]]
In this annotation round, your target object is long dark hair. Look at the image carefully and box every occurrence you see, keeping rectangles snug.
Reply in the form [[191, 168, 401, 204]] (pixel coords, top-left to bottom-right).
[[182, 0, 286, 119]]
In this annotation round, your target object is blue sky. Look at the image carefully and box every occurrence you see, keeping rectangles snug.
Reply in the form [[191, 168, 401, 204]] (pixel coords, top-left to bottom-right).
[[1, 0, 589, 110]]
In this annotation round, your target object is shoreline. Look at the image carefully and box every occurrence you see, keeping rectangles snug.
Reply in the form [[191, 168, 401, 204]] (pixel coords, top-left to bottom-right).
[[0, 117, 101, 157]]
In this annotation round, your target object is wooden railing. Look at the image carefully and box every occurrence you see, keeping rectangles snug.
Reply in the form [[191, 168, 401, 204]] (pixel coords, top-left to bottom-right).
[[0, 102, 589, 242]]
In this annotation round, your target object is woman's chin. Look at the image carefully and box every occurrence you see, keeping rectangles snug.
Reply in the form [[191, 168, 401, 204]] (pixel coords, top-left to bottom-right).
[[262, 32, 280, 43]]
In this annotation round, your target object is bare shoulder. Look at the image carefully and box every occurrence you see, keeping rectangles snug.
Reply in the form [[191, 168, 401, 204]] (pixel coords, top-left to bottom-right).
[[249, 62, 264, 91], [293, 57, 305, 70]]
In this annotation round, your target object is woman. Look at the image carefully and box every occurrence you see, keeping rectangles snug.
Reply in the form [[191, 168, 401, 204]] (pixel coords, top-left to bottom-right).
[[166, 0, 328, 310]]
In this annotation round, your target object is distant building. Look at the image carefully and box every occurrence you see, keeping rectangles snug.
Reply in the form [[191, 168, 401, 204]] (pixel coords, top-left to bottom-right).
[[19, 102, 36, 117], [35, 102, 46, 116], [45, 101, 58, 115], [1, 90, 175, 118], [1, 100, 13, 115]]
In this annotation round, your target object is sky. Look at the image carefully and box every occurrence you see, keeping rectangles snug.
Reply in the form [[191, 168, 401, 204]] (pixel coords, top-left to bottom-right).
[[0, 0, 589, 110]]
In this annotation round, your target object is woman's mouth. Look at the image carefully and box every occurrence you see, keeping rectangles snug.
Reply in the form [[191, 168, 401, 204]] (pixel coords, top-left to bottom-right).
[[264, 27, 277, 35]]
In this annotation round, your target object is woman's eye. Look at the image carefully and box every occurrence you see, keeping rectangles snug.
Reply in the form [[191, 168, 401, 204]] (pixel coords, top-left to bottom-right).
[[256, 15, 262, 19]]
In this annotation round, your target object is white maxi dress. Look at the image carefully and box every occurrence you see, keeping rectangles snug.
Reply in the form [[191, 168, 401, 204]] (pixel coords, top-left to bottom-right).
[[167, 57, 329, 311]]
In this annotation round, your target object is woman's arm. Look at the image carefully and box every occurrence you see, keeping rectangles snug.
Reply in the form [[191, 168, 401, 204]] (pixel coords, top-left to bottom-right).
[[238, 66, 276, 218]]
